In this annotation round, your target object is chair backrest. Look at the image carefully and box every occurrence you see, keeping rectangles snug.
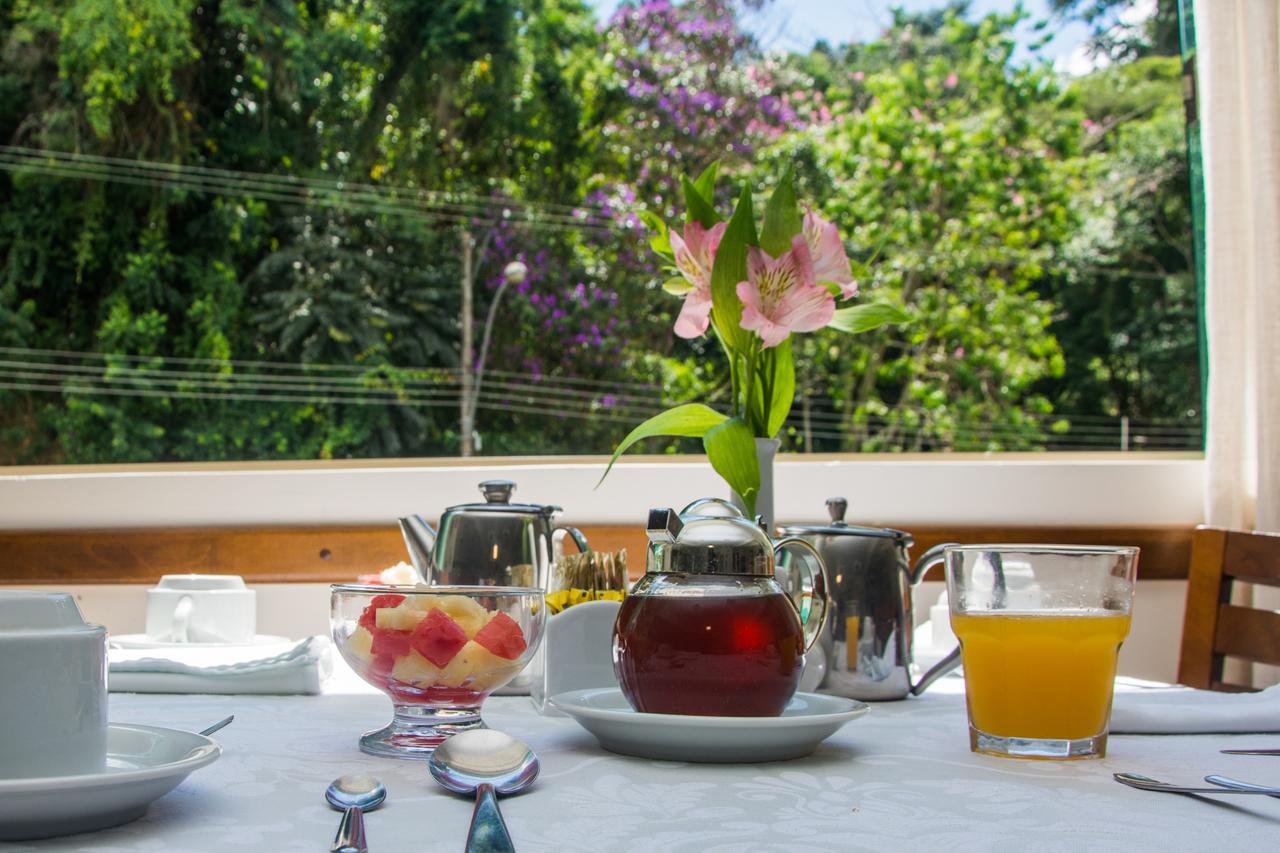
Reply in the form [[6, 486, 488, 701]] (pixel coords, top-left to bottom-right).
[[1177, 526, 1280, 691]]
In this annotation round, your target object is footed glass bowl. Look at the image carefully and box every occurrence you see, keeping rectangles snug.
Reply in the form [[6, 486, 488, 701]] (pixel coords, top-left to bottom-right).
[[330, 584, 545, 758]]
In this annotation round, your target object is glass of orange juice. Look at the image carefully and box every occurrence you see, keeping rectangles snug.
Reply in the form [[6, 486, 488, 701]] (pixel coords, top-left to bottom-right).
[[945, 545, 1138, 759]]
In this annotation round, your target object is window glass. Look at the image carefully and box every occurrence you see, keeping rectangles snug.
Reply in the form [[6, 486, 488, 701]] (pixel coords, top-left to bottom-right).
[[0, 0, 1200, 464]]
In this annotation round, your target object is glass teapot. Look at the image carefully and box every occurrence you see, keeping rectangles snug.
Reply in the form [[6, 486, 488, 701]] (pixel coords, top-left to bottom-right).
[[397, 480, 588, 588], [612, 498, 830, 717]]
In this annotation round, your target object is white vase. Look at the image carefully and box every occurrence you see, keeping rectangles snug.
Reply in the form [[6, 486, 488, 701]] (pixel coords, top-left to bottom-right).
[[730, 437, 780, 532]]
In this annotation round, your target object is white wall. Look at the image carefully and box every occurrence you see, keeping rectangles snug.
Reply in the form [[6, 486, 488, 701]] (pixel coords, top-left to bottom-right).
[[36, 579, 1189, 684], [0, 453, 1204, 528]]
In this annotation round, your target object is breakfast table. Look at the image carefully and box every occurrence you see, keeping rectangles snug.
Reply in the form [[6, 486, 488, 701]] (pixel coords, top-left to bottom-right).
[[7, 665, 1279, 852]]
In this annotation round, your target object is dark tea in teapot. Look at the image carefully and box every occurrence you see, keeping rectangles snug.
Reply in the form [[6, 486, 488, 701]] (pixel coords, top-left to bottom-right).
[[613, 591, 804, 716], [612, 499, 829, 718]]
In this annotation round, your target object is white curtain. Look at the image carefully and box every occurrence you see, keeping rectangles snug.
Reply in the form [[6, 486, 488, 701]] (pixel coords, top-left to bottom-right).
[[1196, 0, 1280, 686]]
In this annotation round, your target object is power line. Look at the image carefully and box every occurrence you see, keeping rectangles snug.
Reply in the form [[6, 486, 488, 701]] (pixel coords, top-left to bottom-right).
[[0, 349, 1202, 446], [0, 147, 619, 233], [0, 146, 617, 219]]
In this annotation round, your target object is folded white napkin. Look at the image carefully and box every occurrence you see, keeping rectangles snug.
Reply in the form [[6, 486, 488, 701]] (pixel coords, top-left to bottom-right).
[[1110, 680, 1280, 734], [108, 637, 332, 695]]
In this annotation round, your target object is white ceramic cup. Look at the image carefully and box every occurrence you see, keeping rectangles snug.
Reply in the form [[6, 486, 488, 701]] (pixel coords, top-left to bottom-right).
[[0, 591, 107, 778], [144, 574, 256, 644]]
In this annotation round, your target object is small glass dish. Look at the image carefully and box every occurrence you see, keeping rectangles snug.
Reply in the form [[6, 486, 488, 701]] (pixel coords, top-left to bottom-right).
[[330, 584, 545, 758]]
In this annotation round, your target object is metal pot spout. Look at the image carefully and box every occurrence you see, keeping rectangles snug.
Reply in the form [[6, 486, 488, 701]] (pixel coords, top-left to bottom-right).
[[396, 515, 436, 582]]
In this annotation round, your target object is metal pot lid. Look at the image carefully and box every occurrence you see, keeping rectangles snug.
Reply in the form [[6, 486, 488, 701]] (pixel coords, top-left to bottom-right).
[[444, 480, 561, 517], [776, 497, 913, 545], [647, 498, 774, 576]]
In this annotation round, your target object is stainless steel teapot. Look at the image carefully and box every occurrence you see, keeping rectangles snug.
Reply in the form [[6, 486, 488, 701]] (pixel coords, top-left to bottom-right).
[[778, 497, 958, 700], [398, 480, 588, 588]]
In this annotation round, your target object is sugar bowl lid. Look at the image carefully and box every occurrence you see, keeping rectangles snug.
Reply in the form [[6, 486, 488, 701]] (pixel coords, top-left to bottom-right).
[[0, 591, 100, 634], [647, 498, 774, 576]]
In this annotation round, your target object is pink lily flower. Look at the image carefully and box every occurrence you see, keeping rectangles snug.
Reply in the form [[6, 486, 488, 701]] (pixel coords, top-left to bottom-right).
[[669, 221, 728, 338], [736, 235, 835, 348], [802, 210, 858, 298]]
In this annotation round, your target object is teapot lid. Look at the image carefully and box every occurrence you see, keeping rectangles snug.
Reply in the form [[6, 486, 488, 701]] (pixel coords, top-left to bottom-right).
[[775, 497, 913, 545], [647, 498, 773, 576], [445, 480, 561, 517]]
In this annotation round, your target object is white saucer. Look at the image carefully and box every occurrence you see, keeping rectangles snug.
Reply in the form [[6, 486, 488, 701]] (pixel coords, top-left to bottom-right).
[[549, 688, 869, 763], [109, 633, 291, 649], [0, 723, 221, 841]]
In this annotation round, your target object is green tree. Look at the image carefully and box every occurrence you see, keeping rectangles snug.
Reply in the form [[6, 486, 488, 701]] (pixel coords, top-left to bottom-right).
[[1035, 55, 1198, 447], [765, 9, 1079, 451]]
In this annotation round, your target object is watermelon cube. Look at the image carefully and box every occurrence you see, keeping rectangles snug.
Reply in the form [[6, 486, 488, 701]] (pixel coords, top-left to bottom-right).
[[410, 609, 469, 668], [358, 594, 407, 631], [369, 626, 413, 658], [473, 612, 527, 660]]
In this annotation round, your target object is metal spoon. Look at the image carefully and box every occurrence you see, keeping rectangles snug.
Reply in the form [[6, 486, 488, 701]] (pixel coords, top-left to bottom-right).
[[1114, 772, 1280, 796], [1221, 748, 1280, 756], [1205, 774, 1280, 798], [428, 730, 539, 853], [198, 715, 234, 737], [325, 774, 387, 853]]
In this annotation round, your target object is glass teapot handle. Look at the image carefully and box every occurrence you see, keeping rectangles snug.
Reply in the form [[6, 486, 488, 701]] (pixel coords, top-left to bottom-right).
[[773, 537, 830, 652]]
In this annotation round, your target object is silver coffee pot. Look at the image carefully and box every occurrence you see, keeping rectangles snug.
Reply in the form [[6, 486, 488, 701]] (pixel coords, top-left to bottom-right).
[[777, 497, 958, 700], [398, 480, 589, 588]]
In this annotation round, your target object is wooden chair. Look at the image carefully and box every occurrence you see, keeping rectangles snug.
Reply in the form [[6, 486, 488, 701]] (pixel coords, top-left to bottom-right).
[[1177, 526, 1280, 691]]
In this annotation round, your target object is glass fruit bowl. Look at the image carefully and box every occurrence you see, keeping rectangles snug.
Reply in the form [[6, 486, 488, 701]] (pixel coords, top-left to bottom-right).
[[330, 584, 546, 758]]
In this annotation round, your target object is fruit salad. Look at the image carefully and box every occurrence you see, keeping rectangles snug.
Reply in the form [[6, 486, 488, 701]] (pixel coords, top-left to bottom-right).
[[341, 593, 528, 703]]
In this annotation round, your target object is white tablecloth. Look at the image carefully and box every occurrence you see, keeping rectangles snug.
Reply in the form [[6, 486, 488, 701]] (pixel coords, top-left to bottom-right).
[[12, 672, 1280, 852]]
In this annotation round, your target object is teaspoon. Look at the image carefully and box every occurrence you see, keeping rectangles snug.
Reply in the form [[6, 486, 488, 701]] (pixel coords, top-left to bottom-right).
[[1205, 774, 1280, 798], [325, 773, 387, 853], [1114, 772, 1280, 796], [428, 730, 540, 853], [198, 715, 234, 737]]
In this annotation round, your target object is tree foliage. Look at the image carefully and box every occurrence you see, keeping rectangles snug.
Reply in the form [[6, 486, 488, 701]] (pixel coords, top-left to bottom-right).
[[0, 0, 1200, 463]]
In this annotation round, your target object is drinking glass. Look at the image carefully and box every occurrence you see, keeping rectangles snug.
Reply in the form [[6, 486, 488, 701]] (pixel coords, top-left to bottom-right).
[[945, 545, 1138, 759]]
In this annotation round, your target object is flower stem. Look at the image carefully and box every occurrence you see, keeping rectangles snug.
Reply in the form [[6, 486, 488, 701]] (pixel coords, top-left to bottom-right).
[[718, 329, 740, 418]]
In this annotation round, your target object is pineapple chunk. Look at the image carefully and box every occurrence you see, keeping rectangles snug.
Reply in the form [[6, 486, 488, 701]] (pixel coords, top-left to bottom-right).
[[375, 606, 427, 632], [346, 626, 374, 660], [391, 650, 443, 685], [406, 595, 491, 638], [436, 639, 520, 691]]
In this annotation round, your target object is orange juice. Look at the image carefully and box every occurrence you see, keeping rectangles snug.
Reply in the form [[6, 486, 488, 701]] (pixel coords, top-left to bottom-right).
[[951, 610, 1131, 740]]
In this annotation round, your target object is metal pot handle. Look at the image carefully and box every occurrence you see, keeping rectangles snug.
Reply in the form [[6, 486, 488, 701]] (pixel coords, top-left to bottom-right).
[[552, 527, 590, 561], [907, 542, 961, 695], [773, 537, 830, 653]]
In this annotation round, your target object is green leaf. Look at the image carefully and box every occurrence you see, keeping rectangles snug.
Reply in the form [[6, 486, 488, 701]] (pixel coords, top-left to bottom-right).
[[692, 161, 720, 201], [663, 277, 693, 295], [682, 176, 720, 228], [828, 302, 911, 334], [638, 209, 672, 257], [759, 169, 801, 257], [709, 186, 758, 354], [597, 403, 728, 487], [765, 339, 795, 437], [703, 417, 760, 515]]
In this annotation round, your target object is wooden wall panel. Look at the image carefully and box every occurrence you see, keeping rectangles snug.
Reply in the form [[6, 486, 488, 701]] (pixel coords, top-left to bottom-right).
[[0, 523, 1192, 585]]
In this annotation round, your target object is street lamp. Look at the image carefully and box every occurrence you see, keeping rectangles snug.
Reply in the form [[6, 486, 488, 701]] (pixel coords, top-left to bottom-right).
[[460, 258, 528, 455]]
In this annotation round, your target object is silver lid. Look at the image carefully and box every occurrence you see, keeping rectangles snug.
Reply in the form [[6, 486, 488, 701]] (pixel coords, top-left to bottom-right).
[[775, 496, 913, 544], [646, 498, 773, 576], [445, 480, 561, 517]]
